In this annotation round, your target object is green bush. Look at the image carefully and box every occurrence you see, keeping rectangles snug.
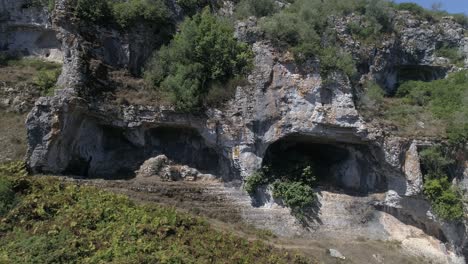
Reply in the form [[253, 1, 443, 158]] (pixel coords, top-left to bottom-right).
[[0, 161, 28, 178], [259, 0, 398, 77], [144, 9, 253, 111], [393, 2, 468, 26], [394, 2, 427, 17], [423, 177, 464, 221], [420, 146, 464, 221], [72, 0, 172, 29], [74, 0, 112, 23], [359, 80, 385, 109], [272, 181, 315, 216], [370, 70, 468, 142], [30, 0, 56, 11], [419, 147, 453, 176], [176, 0, 217, 16], [435, 45, 465, 65], [0, 175, 308, 263], [111, 0, 171, 28], [0, 177, 16, 216], [236, 0, 279, 19], [244, 170, 267, 194], [34, 68, 61, 95], [244, 161, 317, 220]]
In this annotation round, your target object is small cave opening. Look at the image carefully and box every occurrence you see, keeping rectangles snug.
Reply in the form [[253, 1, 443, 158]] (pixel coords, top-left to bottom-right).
[[64, 124, 221, 179], [145, 126, 220, 174], [262, 134, 384, 194], [378, 65, 448, 95]]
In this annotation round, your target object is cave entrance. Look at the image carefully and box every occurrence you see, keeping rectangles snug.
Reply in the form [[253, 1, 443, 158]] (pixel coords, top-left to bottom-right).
[[65, 124, 221, 179], [262, 135, 383, 193], [379, 65, 448, 95], [145, 126, 220, 174]]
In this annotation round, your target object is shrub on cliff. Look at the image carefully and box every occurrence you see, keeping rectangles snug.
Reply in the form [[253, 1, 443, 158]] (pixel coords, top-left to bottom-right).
[[420, 146, 464, 221], [259, 0, 396, 77], [111, 0, 171, 28], [235, 0, 279, 19], [72, 0, 172, 29], [245, 161, 317, 221], [144, 9, 253, 111]]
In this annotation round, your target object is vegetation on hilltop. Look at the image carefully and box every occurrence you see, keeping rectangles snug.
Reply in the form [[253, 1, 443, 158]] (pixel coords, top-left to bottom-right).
[[0, 162, 310, 264], [360, 70, 468, 145], [0, 56, 62, 96]]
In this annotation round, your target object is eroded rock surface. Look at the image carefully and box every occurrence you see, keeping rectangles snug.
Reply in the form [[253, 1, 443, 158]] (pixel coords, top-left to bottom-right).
[[0, 0, 62, 61], [10, 1, 467, 262]]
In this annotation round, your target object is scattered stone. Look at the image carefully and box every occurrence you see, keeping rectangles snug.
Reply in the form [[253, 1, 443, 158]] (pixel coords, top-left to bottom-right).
[[136, 155, 169, 178], [328, 248, 346, 260], [372, 253, 384, 263]]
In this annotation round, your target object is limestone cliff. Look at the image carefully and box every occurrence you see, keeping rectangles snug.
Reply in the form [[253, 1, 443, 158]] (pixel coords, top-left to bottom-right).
[[2, 0, 467, 262]]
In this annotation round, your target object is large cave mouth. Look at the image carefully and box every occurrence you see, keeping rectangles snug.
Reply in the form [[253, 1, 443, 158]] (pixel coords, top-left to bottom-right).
[[378, 65, 448, 95], [64, 124, 221, 179], [262, 135, 383, 193]]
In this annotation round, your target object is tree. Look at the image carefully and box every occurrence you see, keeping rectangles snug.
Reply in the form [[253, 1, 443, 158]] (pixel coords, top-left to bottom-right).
[[145, 8, 253, 111]]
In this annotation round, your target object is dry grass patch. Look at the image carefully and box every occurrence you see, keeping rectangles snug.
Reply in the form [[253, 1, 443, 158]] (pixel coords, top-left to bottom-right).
[[0, 111, 28, 163]]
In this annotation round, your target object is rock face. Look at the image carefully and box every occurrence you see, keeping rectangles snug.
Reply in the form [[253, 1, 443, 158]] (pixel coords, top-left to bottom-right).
[[135, 155, 215, 181], [0, 0, 62, 61], [11, 1, 467, 262]]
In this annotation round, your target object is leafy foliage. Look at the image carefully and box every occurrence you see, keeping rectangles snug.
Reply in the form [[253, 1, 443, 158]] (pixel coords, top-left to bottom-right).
[[235, 0, 279, 19], [0, 161, 28, 178], [244, 170, 267, 195], [259, 0, 395, 77], [423, 177, 464, 221], [0, 174, 309, 263], [0, 161, 28, 217], [72, 0, 172, 29], [420, 147, 464, 221], [361, 71, 468, 144], [245, 160, 317, 220], [176, 0, 218, 16], [111, 0, 172, 28], [0, 177, 16, 216], [419, 147, 453, 177], [34, 68, 61, 95], [29, 0, 56, 12], [272, 181, 314, 217], [74, 0, 112, 23], [393, 2, 468, 27], [435, 44, 465, 66], [144, 9, 253, 111], [359, 80, 385, 109]]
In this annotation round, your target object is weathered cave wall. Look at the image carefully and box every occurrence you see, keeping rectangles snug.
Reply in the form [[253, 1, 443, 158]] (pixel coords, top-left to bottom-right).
[[0, 0, 62, 61]]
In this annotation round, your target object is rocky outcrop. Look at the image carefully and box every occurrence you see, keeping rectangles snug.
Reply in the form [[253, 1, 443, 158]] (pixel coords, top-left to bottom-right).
[[136, 154, 216, 181], [22, 2, 468, 262], [0, 0, 62, 61], [335, 11, 467, 94]]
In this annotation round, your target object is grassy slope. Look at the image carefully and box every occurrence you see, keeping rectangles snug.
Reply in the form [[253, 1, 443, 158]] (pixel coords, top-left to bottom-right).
[[0, 58, 62, 162], [0, 172, 310, 264]]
